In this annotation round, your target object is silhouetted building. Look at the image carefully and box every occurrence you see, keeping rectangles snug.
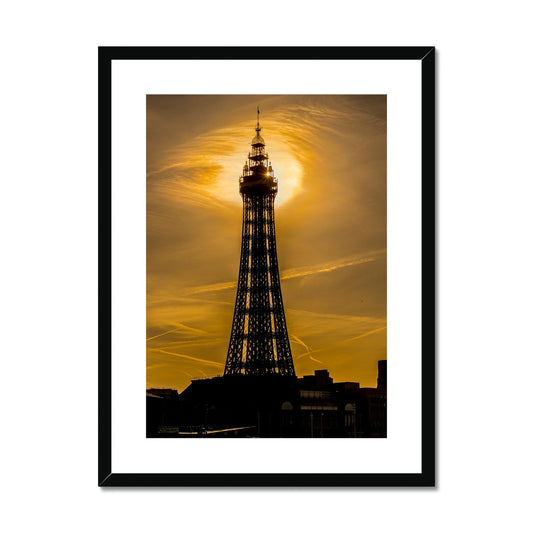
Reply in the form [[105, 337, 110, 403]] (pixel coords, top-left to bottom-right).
[[277, 370, 358, 437], [147, 363, 386, 438], [147, 388, 179, 400], [146, 388, 181, 437], [354, 360, 387, 437], [377, 359, 387, 390]]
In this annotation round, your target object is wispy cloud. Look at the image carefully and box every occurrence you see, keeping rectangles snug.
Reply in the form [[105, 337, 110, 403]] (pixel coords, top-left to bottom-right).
[[147, 100, 355, 211], [147, 294, 235, 307], [147, 322, 213, 342], [287, 307, 385, 324], [285, 307, 387, 362], [281, 250, 385, 281], [291, 334, 311, 354], [177, 250, 385, 296], [179, 280, 237, 296], [155, 349, 224, 368], [291, 334, 324, 365], [146, 363, 167, 371], [347, 326, 387, 342], [146, 328, 179, 342], [292, 334, 312, 361], [172, 322, 210, 336]]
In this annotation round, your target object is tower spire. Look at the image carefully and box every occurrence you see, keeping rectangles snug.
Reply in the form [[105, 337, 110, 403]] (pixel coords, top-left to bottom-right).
[[256, 105, 261, 132]]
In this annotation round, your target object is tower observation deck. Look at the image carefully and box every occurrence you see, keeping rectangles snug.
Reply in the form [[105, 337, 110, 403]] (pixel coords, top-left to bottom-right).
[[224, 109, 295, 377]]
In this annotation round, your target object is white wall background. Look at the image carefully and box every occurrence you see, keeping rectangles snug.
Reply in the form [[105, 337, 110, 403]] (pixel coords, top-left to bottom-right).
[[1, 2, 531, 532]]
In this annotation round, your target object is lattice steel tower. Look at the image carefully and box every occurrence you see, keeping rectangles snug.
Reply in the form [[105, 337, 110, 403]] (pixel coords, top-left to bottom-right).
[[224, 109, 295, 377]]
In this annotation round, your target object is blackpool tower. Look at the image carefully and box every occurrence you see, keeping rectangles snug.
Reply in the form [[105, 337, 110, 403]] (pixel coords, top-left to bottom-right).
[[224, 109, 295, 377]]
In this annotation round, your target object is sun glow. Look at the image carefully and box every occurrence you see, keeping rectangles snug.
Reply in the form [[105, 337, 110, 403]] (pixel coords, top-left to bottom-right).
[[212, 137, 303, 206], [150, 117, 306, 210]]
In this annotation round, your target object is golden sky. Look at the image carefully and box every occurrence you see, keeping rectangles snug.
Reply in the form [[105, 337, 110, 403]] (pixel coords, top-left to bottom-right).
[[147, 95, 386, 391]]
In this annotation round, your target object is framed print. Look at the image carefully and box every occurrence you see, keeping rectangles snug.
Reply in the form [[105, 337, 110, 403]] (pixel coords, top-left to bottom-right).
[[99, 46, 435, 487]]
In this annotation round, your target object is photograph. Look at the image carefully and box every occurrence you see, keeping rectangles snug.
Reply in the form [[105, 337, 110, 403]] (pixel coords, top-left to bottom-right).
[[146, 95, 387, 438]]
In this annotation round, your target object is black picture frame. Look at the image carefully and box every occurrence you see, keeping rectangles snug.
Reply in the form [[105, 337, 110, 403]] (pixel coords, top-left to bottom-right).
[[99, 46, 435, 487]]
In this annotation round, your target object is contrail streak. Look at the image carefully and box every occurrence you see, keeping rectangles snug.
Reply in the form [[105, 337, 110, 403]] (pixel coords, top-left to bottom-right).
[[178, 250, 385, 297], [291, 334, 324, 364], [280, 257, 377, 280], [146, 328, 179, 342], [291, 334, 311, 360], [347, 326, 387, 342], [156, 349, 224, 368], [146, 322, 210, 342], [291, 334, 311, 353]]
